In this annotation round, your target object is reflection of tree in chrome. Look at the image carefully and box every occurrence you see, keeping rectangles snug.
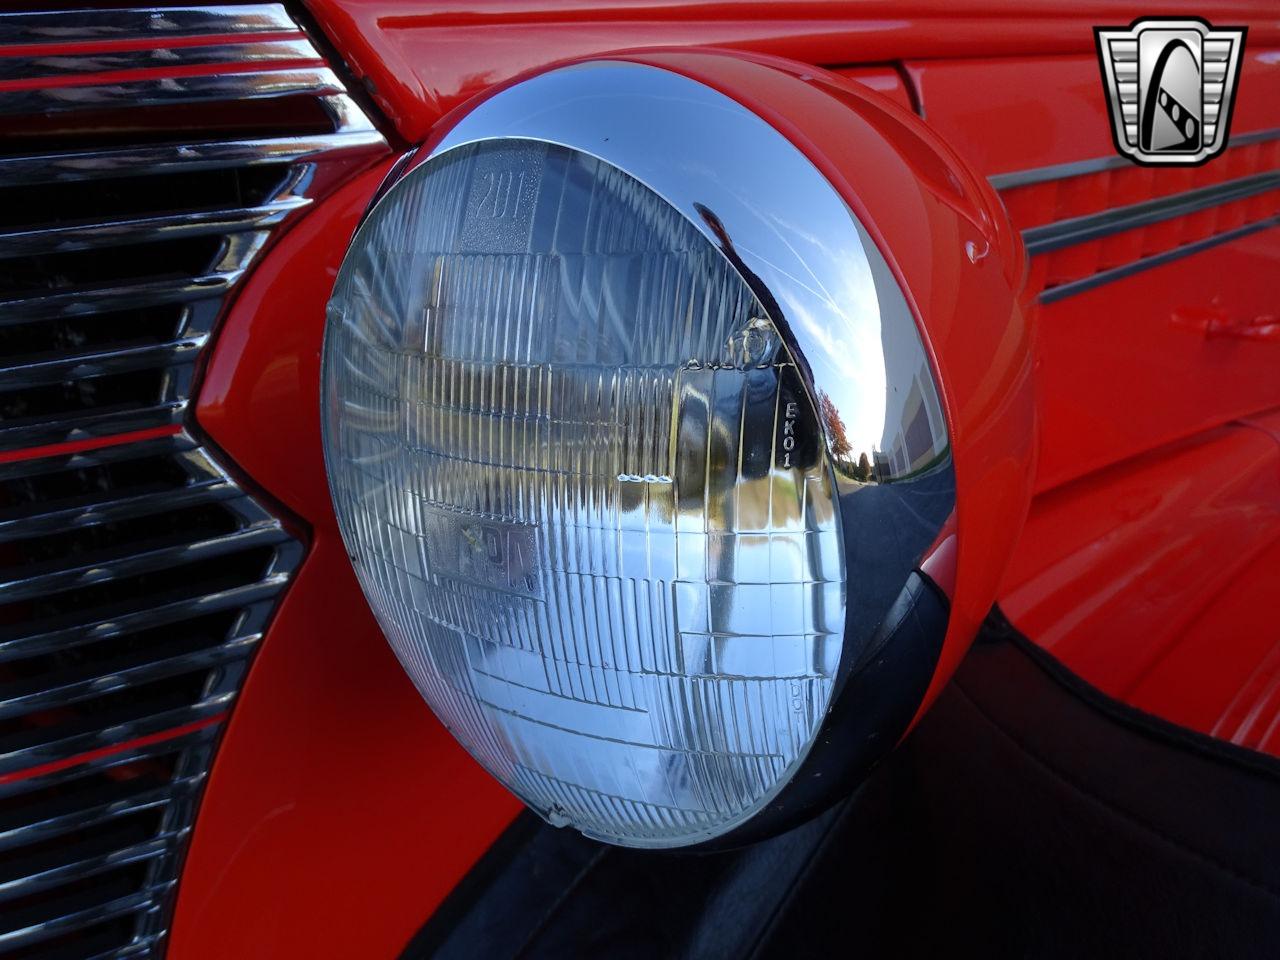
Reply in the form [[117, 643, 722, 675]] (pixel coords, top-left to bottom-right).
[[817, 390, 875, 482], [817, 391, 851, 459]]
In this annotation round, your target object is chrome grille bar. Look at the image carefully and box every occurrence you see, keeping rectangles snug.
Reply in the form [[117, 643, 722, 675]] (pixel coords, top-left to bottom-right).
[[0, 197, 310, 258], [0, 339, 209, 391], [0, 521, 292, 604], [0, 275, 237, 325], [0, 125, 384, 185], [0, 67, 347, 116], [0, 4, 383, 957], [0, 694, 235, 777], [0, 776, 205, 853], [0, 576, 290, 664], [0, 5, 297, 44], [0, 38, 321, 82]]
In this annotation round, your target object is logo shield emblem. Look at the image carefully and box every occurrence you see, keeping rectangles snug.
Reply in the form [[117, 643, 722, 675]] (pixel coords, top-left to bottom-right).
[[1095, 18, 1246, 166]]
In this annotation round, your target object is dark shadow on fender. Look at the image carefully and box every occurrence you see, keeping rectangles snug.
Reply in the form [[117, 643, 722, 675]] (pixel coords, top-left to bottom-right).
[[405, 608, 1280, 958]]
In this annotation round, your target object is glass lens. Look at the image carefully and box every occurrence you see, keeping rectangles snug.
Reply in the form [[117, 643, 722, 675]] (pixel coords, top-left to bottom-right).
[[322, 140, 846, 847]]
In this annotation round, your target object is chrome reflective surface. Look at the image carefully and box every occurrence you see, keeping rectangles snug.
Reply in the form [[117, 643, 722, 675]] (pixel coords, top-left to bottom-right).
[[0, 5, 377, 954], [326, 61, 955, 848], [0, 38, 320, 82], [327, 139, 847, 847], [432, 62, 954, 688], [0, 431, 301, 957], [0, 67, 344, 116], [431, 63, 950, 489], [0, 124, 384, 186], [0, 195, 310, 258], [0, 4, 295, 44], [0, 5, 387, 451]]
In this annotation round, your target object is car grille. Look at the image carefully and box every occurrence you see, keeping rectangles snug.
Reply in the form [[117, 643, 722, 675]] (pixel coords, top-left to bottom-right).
[[0, 4, 388, 957]]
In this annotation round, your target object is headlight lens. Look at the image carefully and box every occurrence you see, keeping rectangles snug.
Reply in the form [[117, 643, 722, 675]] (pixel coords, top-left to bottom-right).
[[323, 138, 846, 847]]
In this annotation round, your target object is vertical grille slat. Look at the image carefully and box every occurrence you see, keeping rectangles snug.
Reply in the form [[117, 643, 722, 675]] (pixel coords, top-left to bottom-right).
[[0, 4, 384, 957]]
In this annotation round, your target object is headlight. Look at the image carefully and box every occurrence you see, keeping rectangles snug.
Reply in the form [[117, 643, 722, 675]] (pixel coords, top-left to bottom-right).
[[322, 56, 1034, 847]]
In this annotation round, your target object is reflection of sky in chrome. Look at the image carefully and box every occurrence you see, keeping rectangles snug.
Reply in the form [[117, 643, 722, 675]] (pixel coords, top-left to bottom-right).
[[435, 61, 943, 474], [744, 237, 889, 458]]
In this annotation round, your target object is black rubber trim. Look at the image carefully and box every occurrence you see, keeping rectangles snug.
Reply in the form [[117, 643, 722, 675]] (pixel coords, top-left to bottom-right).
[[982, 607, 1280, 782], [396, 812, 545, 960], [399, 609, 1280, 958]]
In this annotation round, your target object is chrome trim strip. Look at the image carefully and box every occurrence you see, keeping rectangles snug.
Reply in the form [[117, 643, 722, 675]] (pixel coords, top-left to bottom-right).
[[0, 882, 175, 952], [0, 775, 203, 852], [0, 475, 238, 542], [0, 834, 178, 902], [0, 433, 195, 481], [0, 67, 343, 115], [0, 129, 385, 184], [0, 726, 216, 799], [0, 337, 208, 390], [0, 522, 290, 604], [0, 273, 239, 324], [0, 634, 260, 721], [989, 126, 1280, 190], [0, 575, 289, 664], [86, 937, 163, 960], [1041, 214, 1280, 303], [0, 198, 310, 258], [0, 38, 320, 82], [0, 696, 231, 776], [1024, 171, 1280, 254], [0, 403, 187, 454], [0, 5, 297, 45], [0, 4, 364, 950]]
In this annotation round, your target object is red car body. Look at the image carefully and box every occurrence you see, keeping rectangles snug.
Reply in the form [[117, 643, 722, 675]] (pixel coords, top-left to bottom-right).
[[2, 2, 1277, 957]]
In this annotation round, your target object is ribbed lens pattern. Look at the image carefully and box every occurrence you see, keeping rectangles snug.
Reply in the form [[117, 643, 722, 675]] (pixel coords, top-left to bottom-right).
[[323, 140, 845, 846]]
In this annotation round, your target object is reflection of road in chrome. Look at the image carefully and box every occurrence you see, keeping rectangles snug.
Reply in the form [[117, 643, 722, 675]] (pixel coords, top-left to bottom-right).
[[838, 458, 956, 662]]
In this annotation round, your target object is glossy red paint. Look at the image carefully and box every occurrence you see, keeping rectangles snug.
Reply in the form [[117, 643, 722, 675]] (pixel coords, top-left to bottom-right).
[[906, 39, 1280, 750], [1000, 420, 1280, 730], [301, 0, 1280, 143], [1028, 230, 1280, 492], [831, 65, 912, 114], [909, 49, 1280, 180], [177, 162, 522, 958]]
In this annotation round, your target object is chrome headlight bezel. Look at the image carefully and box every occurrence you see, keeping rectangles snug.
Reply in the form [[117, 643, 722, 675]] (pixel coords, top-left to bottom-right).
[[323, 59, 963, 849]]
